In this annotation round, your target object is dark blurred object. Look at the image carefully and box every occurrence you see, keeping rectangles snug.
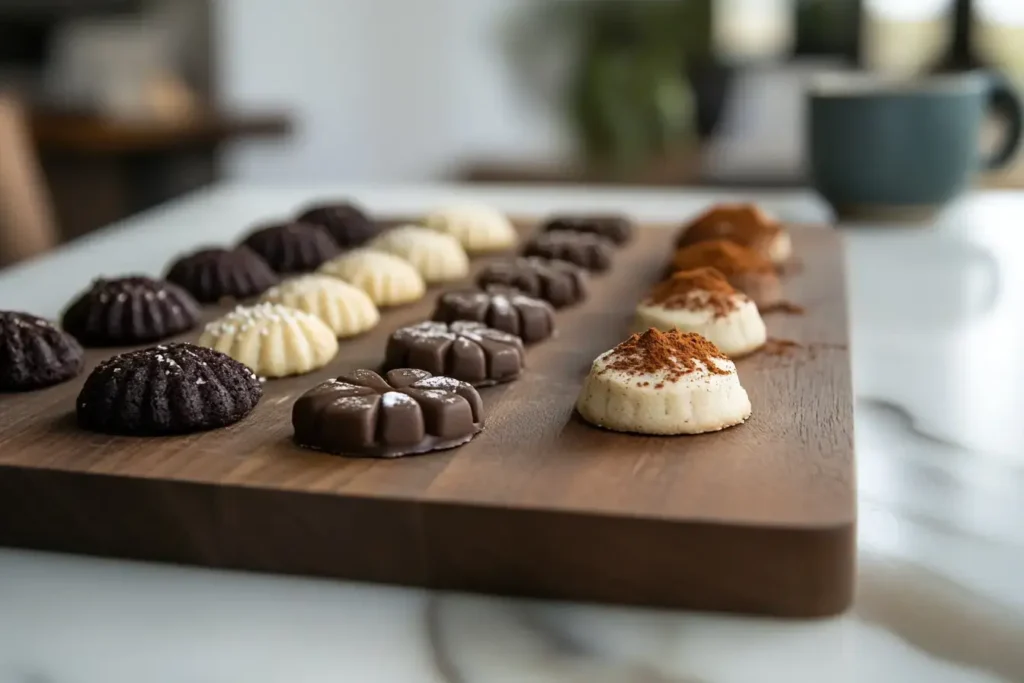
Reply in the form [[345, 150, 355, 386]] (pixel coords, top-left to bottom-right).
[[0, 16, 50, 65], [31, 110, 289, 154], [687, 62, 734, 139], [793, 0, 862, 63], [513, 0, 711, 171], [0, 0, 134, 12], [935, 0, 981, 72], [32, 110, 290, 242], [0, 0, 293, 244]]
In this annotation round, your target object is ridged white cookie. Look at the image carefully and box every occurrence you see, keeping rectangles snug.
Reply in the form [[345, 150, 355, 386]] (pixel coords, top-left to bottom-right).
[[369, 225, 469, 284], [198, 303, 338, 378], [635, 293, 766, 357], [260, 274, 379, 338], [424, 204, 517, 254], [318, 248, 426, 307], [576, 348, 751, 435]]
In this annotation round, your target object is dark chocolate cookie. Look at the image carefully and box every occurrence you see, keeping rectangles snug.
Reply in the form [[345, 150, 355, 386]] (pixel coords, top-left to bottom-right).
[[432, 287, 555, 344], [76, 342, 262, 435], [239, 221, 340, 274], [296, 201, 379, 248], [61, 276, 201, 347], [0, 311, 83, 392], [540, 214, 633, 245], [292, 368, 484, 458], [384, 320, 524, 387], [476, 257, 587, 309], [523, 230, 613, 272], [165, 246, 279, 303]]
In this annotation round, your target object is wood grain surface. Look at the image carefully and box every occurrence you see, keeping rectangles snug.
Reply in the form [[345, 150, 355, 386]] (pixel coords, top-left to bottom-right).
[[0, 221, 855, 617]]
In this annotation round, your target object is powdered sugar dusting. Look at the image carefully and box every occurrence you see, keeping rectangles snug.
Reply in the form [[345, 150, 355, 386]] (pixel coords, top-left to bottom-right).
[[203, 302, 313, 337], [382, 391, 415, 407], [415, 376, 463, 390]]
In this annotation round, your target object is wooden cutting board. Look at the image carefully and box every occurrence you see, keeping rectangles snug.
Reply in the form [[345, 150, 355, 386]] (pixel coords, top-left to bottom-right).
[[0, 221, 854, 617]]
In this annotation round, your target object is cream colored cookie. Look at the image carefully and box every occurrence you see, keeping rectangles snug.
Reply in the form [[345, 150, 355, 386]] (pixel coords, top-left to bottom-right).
[[576, 329, 751, 435], [424, 204, 517, 254], [635, 298, 766, 357], [198, 302, 338, 378], [369, 225, 469, 284], [634, 268, 766, 357], [260, 274, 379, 338], [318, 248, 426, 307]]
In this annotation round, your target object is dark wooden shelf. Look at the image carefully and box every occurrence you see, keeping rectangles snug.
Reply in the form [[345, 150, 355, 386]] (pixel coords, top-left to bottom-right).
[[30, 111, 291, 154]]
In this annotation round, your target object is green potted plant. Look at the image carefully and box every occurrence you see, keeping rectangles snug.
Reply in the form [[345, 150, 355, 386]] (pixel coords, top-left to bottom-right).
[[510, 0, 711, 174]]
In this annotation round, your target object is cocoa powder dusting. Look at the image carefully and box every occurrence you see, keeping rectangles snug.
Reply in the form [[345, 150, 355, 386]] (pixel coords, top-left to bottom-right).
[[676, 204, 781, 250], [600, 329, 731, 384], [644, 267, 741, 318], [760, 300, 805, 315], [762, 337, 801, 356], [671, 239, 775, 276]]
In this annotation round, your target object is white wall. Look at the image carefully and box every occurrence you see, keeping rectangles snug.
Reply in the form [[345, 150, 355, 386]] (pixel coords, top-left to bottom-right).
[[215, 0, 570, 183]]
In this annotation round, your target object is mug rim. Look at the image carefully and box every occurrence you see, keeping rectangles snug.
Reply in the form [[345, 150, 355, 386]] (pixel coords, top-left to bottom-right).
[[808, 70, 987, 98]]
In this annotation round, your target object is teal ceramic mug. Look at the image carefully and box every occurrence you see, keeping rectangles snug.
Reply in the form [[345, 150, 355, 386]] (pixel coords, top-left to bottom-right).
[[807, 71, 1023, 221]]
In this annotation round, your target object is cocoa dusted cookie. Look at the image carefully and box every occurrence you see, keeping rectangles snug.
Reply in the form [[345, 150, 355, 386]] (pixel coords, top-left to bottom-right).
[[540, 214, 633, 246], [476, 257, 587, 309], [0, 311, 83, 392], [292, 368, 484, 458], [61, 276, 201, 347], [165, 246, 279, 303], [523, 230, 614, 272], [240, 221, 340, 274], [384, 320, 524, 387], [296, 201, 379, 248], [670, 239, 782, 309], [577, 329, 751, 435], [675, 203, 792, 265], [76, 342, 262, 435], [432, 287, 555, 344]]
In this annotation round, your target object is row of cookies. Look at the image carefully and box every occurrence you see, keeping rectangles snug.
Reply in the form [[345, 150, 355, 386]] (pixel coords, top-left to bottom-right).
[[291, 214, 637, 457], [576, 203, 796, 437], [197, 202, 525, 377], [1, 203, 624, 445], [0, 201, 515, 438]]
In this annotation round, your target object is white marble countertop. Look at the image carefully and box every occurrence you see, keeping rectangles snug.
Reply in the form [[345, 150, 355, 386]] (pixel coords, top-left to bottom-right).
[[1, 184, 1022, 683]]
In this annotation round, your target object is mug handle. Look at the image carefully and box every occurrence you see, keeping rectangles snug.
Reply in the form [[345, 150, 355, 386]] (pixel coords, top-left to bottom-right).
[[982, 72, 1024, 170]]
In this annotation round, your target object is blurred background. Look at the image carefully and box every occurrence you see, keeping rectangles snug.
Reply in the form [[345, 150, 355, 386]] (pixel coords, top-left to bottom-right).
[[2, 0, 1023, 267]]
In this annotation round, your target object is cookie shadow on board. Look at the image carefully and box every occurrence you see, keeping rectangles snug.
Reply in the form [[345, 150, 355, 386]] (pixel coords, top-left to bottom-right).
[[51, 409, 79, 434], [552, 410, 664, 457], [555, 408, 755, 458]]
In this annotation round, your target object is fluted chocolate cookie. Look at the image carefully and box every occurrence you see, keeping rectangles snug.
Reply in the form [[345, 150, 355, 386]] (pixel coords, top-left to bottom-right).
[[540, 214, 633, 245], [165, 246, 278, 303], [476, 257, 586, 309], [76, 343, 262, 435], [523, 230, 613, 272], [432, 287, 555, 344], [0, 311, 83, 392], [296, 201, 379, 248], [61, 275, 201, 346], [384, 321, 524, 387], [292, 368, 484, 458], [240, 221, 340, 274]]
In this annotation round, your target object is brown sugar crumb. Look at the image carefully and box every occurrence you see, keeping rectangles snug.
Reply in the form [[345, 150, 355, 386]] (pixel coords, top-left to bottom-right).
[[600, 329, 731, 384], [676, 203, 781, 251], [762, 337, 802, 356], [671, 239, 775, 277], [644, 267, 742, 318], [760, 300, 805, 315]]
